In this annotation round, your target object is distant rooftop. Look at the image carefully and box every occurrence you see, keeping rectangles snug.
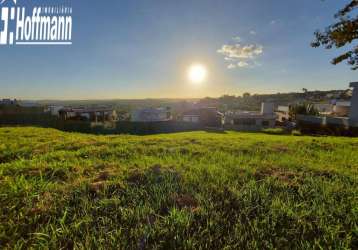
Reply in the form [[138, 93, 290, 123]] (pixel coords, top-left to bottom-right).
[[350, 82, 358, 88]]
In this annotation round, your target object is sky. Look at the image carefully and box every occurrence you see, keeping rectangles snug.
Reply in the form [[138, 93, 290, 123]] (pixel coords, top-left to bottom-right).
[[0, 0, 357, 100]]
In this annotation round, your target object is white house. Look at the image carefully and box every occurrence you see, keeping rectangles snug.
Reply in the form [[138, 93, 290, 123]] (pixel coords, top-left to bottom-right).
[[45, 105, 64, 116], [296, 82, 358, 129], [59, 107, 117, 122], [181, 107, 224, 127], [225, 103, 277, 131], [182, 110, 200, 123], [131, 107, 171, 122], [276, 105, 290, 122]]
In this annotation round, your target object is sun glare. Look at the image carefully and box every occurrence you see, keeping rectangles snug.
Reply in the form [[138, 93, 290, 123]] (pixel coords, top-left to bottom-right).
[[188, 64, 207, 84]]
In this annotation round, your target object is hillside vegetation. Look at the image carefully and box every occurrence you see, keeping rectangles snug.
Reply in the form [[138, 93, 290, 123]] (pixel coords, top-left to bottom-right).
[[0, 127, 357, 249]]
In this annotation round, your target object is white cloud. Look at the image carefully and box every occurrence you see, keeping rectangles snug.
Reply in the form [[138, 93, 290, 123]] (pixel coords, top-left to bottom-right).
[[224, 57, 235, 61], [217, 44, 263, 59], [227, 64, 236, 69], [237, 61, 249, 68], [249, 30, 256, 35], [218, 42, 263, 70], [270, 20, 278, 25]]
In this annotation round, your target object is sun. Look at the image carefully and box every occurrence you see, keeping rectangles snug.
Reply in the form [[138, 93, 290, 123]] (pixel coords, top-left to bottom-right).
[[188, 64, 207, 84]]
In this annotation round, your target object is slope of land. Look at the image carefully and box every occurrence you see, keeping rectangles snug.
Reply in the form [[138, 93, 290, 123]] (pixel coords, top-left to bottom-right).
[[0, 127, 357, 249]]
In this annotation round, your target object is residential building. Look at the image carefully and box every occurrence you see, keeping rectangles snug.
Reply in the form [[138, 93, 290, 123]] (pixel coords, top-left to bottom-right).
[[333, 101, 350, 117], [276, 105, 290, 122], [131, 107, 171, 122], [296, 82, 358, 130], [0, 99, 18, 106], [59, 107, 117, 122], [45, 105, 64, 116], [181, 107, 223, 127], [225, 102, 277, 131], [313, 103, 333, 115]]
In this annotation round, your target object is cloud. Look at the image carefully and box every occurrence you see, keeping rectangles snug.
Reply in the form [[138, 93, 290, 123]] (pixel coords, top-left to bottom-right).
[[227, 61, 250, 69], [227, 64, 236, 69], [218, 42, 263, 70], [224, 57, 236, 61], [237, 61, 249, 68], [270, 20, 279, 25], [249, 30, 256, 35], [217, 44, 263, 59]]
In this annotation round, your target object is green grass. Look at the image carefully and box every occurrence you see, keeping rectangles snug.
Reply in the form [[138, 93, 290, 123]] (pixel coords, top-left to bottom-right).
[[0, 127, 357, 249]]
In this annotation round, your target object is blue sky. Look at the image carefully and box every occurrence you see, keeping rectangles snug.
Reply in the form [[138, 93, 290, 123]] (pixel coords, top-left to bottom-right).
[[1, 0, 357, 99]]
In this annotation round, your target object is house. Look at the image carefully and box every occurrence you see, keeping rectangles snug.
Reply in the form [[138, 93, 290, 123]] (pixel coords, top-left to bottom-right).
[[276, 105, 290, 122], [182, 110, 200, 123], [313, 103, 333, 115], [59, 107, 117, 122], [0, 99, 18, 106], [333, 101, 350, 117], [131, 107, 171, 122], [45, 105, 64, 116], [296, 82, 358, 131], [225, 102, 277, 131], [181, 107, 223, 127], [349, 82, 358, 127]]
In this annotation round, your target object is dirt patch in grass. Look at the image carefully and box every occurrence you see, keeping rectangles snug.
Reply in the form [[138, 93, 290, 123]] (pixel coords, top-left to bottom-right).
[[171, 193, 199, 211], [29, 192, 54, 215], [94, 171, 111, 182], [127, 170, 146, 185], [24, 167, 71, 182], [272, 145, 290, 153], [0, 154, 18, 164], [310, 169, 337, 179], [254, 167, 301, 185], [126, 164, 181, 186], [151, 164, 162, 174], [188, 139, 200, 144], [89, 181, 106, 193], [309, 140, 335, 151]]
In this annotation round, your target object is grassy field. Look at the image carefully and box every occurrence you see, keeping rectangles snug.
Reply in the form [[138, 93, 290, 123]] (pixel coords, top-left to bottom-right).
[[0, 127, 357, 249]]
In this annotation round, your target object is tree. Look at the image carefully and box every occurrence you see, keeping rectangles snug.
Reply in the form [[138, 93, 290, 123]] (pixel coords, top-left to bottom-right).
[[312, 1, 358, 70], [243, 92, 251, 98], [289, 103, 319, 120]]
